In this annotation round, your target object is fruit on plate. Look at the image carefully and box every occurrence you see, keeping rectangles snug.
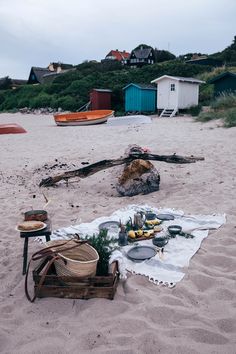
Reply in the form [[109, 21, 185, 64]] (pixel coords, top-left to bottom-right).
[[146, 219, 160, 226], [136, 229, 143, 237], [128, 230, 136, 239], [143, 229, 154, 237]]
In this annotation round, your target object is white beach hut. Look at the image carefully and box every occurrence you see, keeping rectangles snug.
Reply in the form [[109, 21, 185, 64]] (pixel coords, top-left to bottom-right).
[[151, 75, 205, 117]]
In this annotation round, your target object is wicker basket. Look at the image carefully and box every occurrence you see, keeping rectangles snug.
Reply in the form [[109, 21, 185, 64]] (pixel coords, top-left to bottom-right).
[[45, 240, 99, 278]]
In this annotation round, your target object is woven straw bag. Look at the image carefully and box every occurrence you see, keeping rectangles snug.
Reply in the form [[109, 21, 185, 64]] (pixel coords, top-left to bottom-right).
[[45, 239, 99, 278]]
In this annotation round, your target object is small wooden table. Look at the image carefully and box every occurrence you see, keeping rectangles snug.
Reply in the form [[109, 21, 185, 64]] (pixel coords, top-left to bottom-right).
[[20, 220, 51, 275]]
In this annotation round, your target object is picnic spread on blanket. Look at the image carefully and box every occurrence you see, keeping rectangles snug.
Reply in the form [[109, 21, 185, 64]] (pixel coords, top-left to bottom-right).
[[17, 205, 226, 301], [49, 205, 226, 288]]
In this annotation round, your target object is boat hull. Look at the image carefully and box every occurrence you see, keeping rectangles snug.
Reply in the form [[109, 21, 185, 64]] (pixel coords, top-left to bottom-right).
[[0, 123, 26, 134], [55, 116, 109, 126], [54, 110, 114, 126]]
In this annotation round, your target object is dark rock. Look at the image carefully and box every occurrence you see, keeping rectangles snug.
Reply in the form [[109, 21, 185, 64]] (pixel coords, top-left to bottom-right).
[[116, 159, 160, 197]]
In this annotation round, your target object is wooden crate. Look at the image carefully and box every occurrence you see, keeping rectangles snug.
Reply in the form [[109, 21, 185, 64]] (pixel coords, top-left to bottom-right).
[[33, 258, 119, 300]]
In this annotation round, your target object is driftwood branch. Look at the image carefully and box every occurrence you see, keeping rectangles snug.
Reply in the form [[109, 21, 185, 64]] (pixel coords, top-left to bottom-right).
[[39, 151, 204, 187]]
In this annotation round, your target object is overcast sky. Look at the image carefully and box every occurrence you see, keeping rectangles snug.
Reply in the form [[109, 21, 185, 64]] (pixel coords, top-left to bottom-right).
[[0, 0, 235, 79]]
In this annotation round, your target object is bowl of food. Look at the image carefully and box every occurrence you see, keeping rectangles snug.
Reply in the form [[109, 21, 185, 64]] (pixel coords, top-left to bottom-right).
[[167, 225, 182, 237], [152, 236, 169, 248]]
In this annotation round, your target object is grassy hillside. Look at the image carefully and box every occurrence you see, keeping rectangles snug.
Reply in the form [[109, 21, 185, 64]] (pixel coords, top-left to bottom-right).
[[0, 61, 211, 113], [1, 35, 236, 113]]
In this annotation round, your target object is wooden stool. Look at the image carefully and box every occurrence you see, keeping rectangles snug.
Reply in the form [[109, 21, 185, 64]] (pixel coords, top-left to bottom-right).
[[20, 220, 51, 275]]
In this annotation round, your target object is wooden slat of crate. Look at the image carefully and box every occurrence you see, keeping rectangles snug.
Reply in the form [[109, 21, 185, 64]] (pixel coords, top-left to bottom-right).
[[33, 258, 119, 300]]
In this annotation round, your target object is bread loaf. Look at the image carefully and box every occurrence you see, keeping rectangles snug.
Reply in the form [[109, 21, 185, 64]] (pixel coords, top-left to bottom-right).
[[18, 220, 45, 231]]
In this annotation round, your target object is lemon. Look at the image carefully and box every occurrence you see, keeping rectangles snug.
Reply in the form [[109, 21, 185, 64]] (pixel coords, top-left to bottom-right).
[[128, 230, 136, 239], [136, 229, 143, 237], [143, 230, 154, 237], [146, 219, 160, 226]]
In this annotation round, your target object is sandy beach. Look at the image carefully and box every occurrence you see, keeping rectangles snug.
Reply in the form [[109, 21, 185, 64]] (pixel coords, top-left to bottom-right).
[[0, 112, 236, 354]]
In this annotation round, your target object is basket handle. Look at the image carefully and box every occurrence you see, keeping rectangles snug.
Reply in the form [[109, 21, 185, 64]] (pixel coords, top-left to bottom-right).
[[32, 239, 88, 261], [24, 239, 88, 302]]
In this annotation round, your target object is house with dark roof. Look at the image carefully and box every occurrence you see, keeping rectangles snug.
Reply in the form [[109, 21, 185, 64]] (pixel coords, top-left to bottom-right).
[[103, 50, 130, 65], [185, 56, 223, 67], [208, 72, 236, 96], [27, 67, 51, 84], [48, 62, 74, 73], [27, 62, 74, 84], [128, 46, 155, 68], [123, 83, 157, 112]]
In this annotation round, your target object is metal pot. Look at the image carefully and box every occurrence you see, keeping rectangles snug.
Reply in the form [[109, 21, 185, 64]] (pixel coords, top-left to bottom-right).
[[24, 210, 48, 222]]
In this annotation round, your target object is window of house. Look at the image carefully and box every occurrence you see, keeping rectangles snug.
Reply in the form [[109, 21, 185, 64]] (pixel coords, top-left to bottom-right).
[[170, 84, 175, 91]]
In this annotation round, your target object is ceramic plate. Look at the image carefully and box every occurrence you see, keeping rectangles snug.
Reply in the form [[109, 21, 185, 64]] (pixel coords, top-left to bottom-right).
[[98, 221, 120, 237], [16, 222, 47, 233], [126, 245, 157, 262], [98, 221, 120, 231], [156, 213, 175, 221]]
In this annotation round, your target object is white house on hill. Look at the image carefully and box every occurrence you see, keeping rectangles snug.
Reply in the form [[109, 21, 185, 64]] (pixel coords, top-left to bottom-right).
[[151, 75, 205, 117]]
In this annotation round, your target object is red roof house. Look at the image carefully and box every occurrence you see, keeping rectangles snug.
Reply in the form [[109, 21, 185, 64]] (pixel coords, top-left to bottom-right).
[[103, 49, 130, 64]]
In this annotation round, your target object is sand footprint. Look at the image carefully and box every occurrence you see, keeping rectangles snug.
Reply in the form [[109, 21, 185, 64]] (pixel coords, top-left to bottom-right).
[[216, 318, 236, 333], [186, 327, 228, 345]]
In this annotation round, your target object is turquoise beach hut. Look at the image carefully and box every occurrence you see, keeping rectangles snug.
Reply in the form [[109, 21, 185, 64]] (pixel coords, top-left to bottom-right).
[[123, 83, 157, 113]]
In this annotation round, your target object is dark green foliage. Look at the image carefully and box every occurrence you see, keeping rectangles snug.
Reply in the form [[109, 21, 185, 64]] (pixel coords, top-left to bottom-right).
[[85, 229, 116, 276], [196, 111, 220, 122], [199, 83, 214, 104], [211, 36, 236, 64], [54, 96, 82, 111], [154, 49, 176, 62], [186, 105, 202, 116], [0, 92, 5, 105], [224, 108, 236, 127], [0, 76, 11, 90], [30, 93, 52, 108], [211, 93, 236, 110]]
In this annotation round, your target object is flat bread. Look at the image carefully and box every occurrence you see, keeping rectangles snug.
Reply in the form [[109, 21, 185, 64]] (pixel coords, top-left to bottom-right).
[[18, 220, 45, 231]]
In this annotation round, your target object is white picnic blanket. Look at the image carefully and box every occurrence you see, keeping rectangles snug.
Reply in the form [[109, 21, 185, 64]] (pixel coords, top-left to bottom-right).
[[49, 205, 226, 287]]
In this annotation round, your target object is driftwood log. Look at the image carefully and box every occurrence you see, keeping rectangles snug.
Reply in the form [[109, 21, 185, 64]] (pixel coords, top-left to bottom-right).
[[39, 147, 204, 187]]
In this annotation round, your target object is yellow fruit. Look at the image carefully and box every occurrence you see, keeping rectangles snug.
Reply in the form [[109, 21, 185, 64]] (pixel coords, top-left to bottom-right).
[[128, 230, 136, 239], [146, 219, 160, 226], [136, 229, 143, 237], [143, 230, 154, 237]]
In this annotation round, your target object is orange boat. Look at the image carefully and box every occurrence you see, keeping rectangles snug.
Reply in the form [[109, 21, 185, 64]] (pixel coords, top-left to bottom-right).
[[0, 123, 27, 134], [54, 110, 114, 126]]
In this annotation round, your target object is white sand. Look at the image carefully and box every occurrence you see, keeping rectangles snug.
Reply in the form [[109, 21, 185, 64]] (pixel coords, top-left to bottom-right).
[[0, 113, 236, 354]]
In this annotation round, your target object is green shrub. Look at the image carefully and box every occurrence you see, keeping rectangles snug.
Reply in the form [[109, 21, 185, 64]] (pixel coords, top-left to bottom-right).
[[0, 95, 18, 110], [43, 83, 64, 95], [186, 105, 202, 116], [30, 93, 52, 108], [54, 96, 81, 111], [17, 98, 30, 108], [224, 108, 236, 127], [211, 93, 236, 110], [199, 84, 214, 103], [196, 111, 220, 122], [0, 92, 5, 105]]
